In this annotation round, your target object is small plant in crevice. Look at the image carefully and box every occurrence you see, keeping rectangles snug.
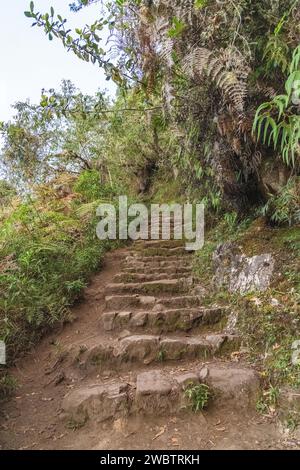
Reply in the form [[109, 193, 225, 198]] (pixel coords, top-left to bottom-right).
[[224, 211, 239, 232], [184, 383, 211, 412], [65, 416, 87, 431], [157, 349, 166, 363], [256, 385, 280, 416], [285, 412, 300, 432]]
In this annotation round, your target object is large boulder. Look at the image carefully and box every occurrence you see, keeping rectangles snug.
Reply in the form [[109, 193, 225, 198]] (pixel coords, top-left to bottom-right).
[[213, 242, 275, 293]]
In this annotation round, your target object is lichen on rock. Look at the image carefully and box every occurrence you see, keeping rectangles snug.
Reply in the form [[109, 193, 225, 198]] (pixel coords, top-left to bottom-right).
[[213, 242, 275, 293]]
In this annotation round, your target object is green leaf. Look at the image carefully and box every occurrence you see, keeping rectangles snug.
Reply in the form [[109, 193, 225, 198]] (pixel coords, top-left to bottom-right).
[[24, 11, 33, 18], [286, 71, 300, 102], [194, 0, 207, 8], [168, 17, 186, 38], [30, 1, 34, 12], [256, 116, 266, 142], [272, 95, 289, 119], [252, 102, 270, 135], [50, 7, 54, 17], [290, 45, 300, 73]]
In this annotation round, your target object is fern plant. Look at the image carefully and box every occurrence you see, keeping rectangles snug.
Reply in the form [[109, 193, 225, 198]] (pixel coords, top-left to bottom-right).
[[253, 45, 300, 167], [182, 46, 250, 114], [261, 177, 300, 226]]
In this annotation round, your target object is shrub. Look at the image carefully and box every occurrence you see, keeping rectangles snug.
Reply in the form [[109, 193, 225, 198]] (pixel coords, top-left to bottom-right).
[[262, 177, 300, 226], [74, 170, 116, 202], [0, 179, 117, 365]]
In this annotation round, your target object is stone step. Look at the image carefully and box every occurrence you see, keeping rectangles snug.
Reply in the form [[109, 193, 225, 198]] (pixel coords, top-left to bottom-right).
[[102, 306, 225, 333], [105, 295, 156, 311], [122, 262, 192, 274], [156, 296, 204, 309], [61, 363, 259, 426], [147, 221, 186, 229], [128, 247, 187, 257], [74, 333, 240, 371], [135, 364, 259, 415], [124, 255, 191, 264], [106, 279, 191, 295], [105, 295, 203, 311], [122, 265, 192, 275], [147, 222, 190, 232], [113, 272, 190, 283], [61, 381, 129, 426], [134, 240, 184, 249]]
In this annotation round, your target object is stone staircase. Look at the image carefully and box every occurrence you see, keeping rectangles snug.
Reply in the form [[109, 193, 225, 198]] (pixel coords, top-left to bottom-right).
[[61, 236, 260, 428]]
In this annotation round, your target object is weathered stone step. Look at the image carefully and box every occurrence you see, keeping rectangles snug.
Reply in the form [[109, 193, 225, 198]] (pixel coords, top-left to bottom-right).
[[122, 265, 192, 275], [113, 272, 190, 283], [105, 295, 203, 311], [135, 364, 259, 415], [105, 295, 156, 311], [106, 279, 191, 295], [122, 262, 192, 274], [61, 381, 129, 426], [74, 333, 240, 371], [147, 221, 186, 229], [155, 296, 204, 309], [124, 255, 191, 264], [102, 306, 225, 333], [61, 363, 259, 426], [128, 247, 187, 257], [134, 240, 184, 249], [147, 222, 190, 232]]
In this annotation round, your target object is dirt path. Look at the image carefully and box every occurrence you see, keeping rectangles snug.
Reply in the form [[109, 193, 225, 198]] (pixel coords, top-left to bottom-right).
[[0, 242, 291, 450]]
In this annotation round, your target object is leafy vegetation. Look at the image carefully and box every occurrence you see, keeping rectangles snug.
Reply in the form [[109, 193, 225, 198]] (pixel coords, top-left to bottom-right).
[[253, 45, 300, 167], [184, 383, 211, 411], [0, 172, 120, 367], [261, 177, 300, 225], [25, 0, 300, 213]]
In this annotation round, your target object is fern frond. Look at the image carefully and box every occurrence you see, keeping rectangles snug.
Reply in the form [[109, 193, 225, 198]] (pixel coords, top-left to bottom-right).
[[182, 47, 249, 113], [182, 47, 211, 78]]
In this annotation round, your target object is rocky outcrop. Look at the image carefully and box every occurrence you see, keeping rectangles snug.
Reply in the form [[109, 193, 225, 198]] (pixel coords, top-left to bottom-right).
[[213, 242, 275, 293]]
